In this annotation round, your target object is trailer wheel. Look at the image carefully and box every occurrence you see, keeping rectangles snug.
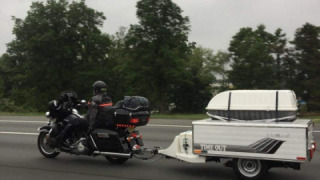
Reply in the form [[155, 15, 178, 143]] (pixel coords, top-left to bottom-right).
[[232, 159, 268, 180]]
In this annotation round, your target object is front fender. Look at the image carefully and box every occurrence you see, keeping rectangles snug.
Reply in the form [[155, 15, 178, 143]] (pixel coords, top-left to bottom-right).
[[37, 126, 52, 133]]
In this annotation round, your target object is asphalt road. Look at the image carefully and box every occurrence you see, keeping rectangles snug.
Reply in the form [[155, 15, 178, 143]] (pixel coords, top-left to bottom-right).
[[0, 116, 319, 180]]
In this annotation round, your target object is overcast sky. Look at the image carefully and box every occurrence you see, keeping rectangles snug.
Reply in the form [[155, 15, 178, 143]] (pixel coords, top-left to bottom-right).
[[0, 0, 319, 55]]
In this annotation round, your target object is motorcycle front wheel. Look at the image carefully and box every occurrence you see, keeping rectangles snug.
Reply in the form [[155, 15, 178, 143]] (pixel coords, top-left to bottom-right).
[[37, 132, 60, 158]]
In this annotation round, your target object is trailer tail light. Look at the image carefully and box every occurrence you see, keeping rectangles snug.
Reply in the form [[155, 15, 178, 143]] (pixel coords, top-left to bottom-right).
[[296, 157, 306, 161], [297, 157, 307, 161], [130, 118, 139, 124], [194, 149, 202, 154]]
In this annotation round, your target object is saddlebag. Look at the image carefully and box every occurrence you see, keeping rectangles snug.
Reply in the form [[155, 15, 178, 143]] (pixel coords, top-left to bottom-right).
[[91, 129, 130, 153]]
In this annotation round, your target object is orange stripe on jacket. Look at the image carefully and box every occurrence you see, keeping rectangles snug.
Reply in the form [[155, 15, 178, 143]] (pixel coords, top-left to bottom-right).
[[99, 103, 113, 107]]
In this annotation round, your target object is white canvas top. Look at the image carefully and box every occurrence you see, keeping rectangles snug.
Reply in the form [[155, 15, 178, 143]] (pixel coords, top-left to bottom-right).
[[206, 90, 298, 111]]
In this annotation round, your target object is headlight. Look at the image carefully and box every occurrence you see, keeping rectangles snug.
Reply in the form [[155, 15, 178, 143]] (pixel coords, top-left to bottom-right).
[[72, 109, 79, 114], [45, 111, 51, 118]]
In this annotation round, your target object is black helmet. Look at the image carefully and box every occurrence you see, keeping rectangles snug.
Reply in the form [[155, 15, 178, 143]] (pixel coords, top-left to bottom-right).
[[93, 80, 107, 95]]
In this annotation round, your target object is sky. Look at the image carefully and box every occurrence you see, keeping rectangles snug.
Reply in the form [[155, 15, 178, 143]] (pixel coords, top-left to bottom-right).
[[0, 0, 319, 55]]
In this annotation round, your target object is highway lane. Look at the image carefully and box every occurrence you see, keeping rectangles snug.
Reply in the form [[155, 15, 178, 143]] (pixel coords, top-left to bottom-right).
[[0, 116, 319, 180]]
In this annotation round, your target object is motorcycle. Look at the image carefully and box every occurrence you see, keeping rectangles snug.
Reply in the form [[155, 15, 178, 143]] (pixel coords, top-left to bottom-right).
[[37, 93, 152, 164]]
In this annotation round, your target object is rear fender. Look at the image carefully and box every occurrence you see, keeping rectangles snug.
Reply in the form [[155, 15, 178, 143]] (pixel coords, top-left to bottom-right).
[[37, 126, 52, 133]]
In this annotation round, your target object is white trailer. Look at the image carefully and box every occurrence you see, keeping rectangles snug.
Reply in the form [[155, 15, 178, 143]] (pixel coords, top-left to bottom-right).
[[158, 90, 316, 180], [159, 119, 315, 180]]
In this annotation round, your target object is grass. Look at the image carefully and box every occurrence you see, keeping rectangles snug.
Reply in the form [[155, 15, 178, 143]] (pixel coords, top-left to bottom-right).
[[0, 111, 208, 120], [152, 114, 320, 122], [298, 115, 320, 123], [0, 111, 319, 123], [151, 113, 208, 120]]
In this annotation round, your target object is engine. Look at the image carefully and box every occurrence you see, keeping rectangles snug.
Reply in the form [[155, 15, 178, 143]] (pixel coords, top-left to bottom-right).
[[71, 138, 89, 155]]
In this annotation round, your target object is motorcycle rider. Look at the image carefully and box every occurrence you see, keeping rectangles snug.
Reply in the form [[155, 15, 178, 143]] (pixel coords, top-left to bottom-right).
[[48, 81, 113, 147], [86, 80, 113, 132]]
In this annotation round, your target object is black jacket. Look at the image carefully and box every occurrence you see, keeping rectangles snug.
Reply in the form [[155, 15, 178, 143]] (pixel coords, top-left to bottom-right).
[[87, 93, 113, 130]]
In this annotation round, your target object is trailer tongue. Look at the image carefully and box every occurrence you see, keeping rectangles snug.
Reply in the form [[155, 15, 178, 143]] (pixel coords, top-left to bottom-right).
[[157, 90, 316, 180]]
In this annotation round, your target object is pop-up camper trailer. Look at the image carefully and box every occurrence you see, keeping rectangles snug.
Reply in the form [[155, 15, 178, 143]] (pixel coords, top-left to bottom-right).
[[159, 90, 315, 180]]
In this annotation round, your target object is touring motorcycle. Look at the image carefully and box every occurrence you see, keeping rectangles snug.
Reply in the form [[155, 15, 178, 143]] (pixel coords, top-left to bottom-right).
[[37, 93, 151, 164]]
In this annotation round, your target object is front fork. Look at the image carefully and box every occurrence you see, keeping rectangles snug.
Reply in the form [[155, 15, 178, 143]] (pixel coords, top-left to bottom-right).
[[38, 122, 59, 142]]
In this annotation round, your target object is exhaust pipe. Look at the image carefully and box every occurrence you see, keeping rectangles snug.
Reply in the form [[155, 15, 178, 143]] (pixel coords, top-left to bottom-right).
[[93, 151, 132, 158]]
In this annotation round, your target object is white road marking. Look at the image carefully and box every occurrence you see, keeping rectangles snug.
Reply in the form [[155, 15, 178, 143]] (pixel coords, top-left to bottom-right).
[[0, 120, 46, 123], [0, 130, 320, 136], [0, 131, 38, 136], [0, 119, 320, 132], [0, 119, 192, 128]]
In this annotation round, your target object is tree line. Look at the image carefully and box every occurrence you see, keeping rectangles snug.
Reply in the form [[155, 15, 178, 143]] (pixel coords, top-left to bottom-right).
[[0, 0, 319, 113]]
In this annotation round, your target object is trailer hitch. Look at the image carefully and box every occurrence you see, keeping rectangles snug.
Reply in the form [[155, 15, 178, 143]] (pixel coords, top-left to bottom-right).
[[133, 147, 164, 162]]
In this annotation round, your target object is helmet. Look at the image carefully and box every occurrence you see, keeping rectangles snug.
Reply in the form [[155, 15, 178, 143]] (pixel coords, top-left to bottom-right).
[[93, 80, 107, 95]]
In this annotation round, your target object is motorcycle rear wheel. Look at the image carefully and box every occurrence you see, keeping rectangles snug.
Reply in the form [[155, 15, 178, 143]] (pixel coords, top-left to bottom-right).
[[105, 156, 128, 164], [38, 132, 60, 158]]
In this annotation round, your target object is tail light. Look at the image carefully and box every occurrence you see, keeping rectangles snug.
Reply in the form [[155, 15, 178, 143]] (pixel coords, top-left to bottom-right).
[[296, 157, 306, 161], [131, 133, 137, 138], [127, 133, 142, 142], [130, 118, 139, 124], [132, 144, 141, 151], [147, 117, 150, 122], [116, 124, 135, 128]]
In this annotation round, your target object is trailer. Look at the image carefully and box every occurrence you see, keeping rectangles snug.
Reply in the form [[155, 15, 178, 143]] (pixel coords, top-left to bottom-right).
[[158, 90, 316, 180], [159, 119, 315, 179]]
